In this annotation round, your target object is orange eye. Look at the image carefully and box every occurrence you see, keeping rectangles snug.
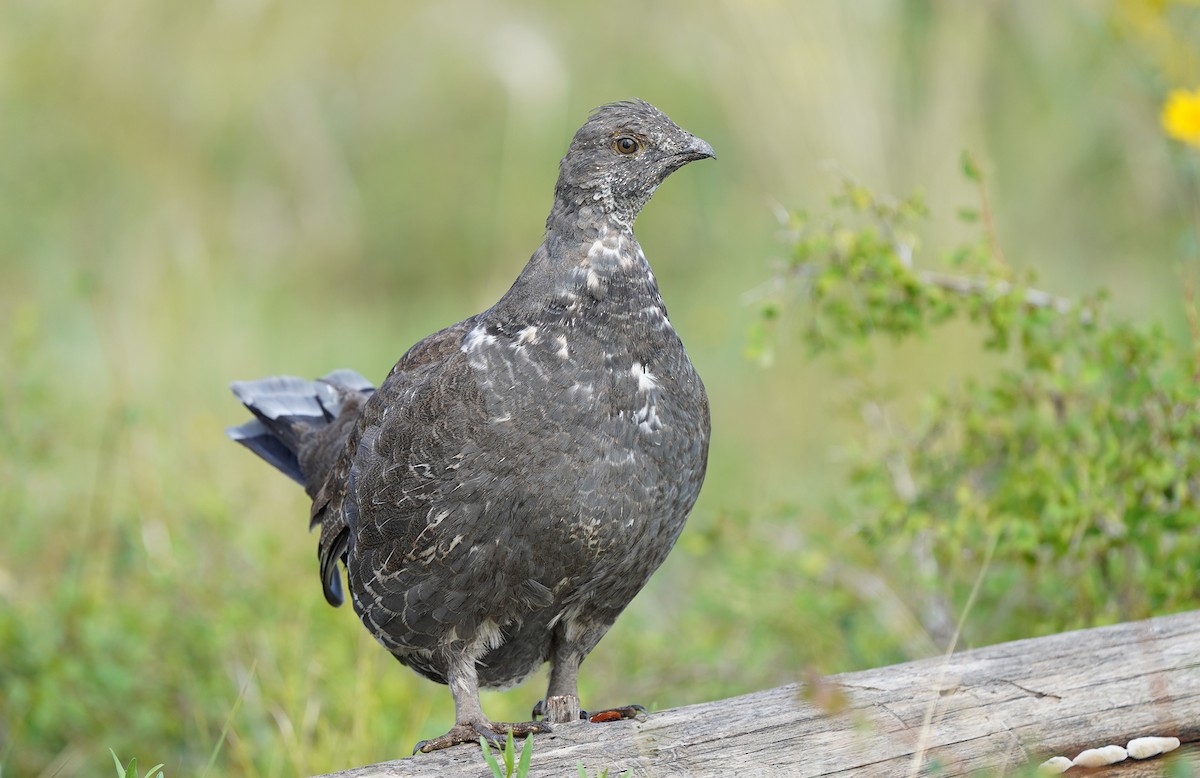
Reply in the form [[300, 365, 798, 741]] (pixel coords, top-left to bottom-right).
[[614, 136, 639, 155]]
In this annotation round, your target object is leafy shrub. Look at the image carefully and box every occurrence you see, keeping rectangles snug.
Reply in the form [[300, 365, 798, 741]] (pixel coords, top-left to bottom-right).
[[755, 160, 1200, 645]]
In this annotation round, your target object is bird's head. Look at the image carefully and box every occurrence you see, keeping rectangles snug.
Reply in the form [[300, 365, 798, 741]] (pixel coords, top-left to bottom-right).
[[551, 99, 715, 228]]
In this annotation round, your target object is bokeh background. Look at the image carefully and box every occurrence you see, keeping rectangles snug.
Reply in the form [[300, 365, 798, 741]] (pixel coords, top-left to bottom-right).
[[3, 1, 1198, 775]]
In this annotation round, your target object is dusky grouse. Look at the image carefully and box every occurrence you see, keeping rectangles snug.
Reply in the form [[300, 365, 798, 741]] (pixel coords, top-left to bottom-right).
[[228, 99, 713, 753]]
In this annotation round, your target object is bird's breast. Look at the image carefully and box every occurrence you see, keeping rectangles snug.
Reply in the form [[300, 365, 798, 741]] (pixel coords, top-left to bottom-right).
[[460, 314, 705, 443], [450, 241, 709, 563]]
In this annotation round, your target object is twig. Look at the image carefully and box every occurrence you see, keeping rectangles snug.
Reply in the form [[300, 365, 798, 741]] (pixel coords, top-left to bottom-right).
[[907, 527, 1001, 778], [917, 269, 1090, 323], [1180, 267, 1200, 383], [973, 173, 1009, 271]]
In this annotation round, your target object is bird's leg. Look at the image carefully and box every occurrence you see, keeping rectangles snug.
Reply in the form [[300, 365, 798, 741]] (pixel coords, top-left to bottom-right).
[[533, 639, 647, 725], [414, 656, 550, 754], [536, 642, 583, 723]]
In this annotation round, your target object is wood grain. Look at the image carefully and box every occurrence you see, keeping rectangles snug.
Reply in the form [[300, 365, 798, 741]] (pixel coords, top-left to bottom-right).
[[316, 610, 1200, 777]]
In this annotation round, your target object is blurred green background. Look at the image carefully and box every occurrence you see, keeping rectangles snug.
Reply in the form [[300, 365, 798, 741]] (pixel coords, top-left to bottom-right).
[[2, 1, 1197, 775]]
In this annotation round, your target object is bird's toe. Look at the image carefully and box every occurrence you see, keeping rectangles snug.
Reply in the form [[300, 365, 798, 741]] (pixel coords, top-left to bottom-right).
[[412, 723, 482, 754], [586, 704, 648, 723], [412, 719, 552, 755]]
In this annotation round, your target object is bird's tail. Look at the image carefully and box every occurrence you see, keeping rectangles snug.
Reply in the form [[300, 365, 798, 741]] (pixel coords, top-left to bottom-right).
[[226, 369, 375, 492]]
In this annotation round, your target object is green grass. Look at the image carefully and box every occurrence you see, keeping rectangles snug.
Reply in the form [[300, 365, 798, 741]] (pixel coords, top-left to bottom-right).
[[110, 751, 165, 778], [480, 732, 533, 778], [2, 2, 1198, 776]]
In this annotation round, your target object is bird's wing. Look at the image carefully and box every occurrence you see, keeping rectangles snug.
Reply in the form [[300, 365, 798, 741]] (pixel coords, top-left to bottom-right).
[[311, 316, 481, 607]]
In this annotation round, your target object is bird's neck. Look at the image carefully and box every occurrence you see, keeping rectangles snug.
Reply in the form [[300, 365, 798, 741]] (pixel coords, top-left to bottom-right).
[[546, 209, 634, 266], [488, 208, 667, 330]]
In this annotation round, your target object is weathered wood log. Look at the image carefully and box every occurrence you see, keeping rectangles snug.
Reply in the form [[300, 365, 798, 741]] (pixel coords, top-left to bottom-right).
[[317, 610, 1200, 777]]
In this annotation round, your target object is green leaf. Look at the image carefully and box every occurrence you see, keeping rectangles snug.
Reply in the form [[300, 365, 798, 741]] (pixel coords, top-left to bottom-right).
[[110, 750, 127, 778], [503, 729, 516, 776], [961, 150, 982, 182], [481, 737, 505, 778], [517, 734, 534, 777]]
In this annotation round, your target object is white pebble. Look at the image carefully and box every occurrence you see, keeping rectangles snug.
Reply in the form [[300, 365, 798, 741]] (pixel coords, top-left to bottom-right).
[[1126, 736, 1180, 759], [1072, 745, 1128, 767], [1038, 756, 1072, 774]]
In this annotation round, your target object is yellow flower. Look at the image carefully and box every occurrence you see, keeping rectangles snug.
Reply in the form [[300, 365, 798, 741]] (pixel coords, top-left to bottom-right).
[[1162, 88, 1200, 148]]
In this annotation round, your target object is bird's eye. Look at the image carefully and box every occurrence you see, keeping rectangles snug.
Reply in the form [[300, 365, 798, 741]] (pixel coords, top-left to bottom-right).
[[614, 136, 639, 155]]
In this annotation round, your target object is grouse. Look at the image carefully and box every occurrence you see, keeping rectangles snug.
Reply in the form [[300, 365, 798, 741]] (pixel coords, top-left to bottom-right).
[[227, 99, 713, 753]]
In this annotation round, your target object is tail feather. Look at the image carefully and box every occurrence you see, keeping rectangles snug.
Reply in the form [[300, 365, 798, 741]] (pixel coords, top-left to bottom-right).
[[227, 418, 308, 485], [226, 370, 375, 488]]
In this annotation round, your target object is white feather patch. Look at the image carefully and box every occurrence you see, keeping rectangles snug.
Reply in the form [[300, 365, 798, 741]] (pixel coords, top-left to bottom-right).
[[630, 361, 658, 392], [461, 324, 496, 353]]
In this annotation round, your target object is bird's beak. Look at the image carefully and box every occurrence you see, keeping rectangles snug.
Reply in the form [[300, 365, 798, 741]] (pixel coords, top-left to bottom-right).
[[681, 135, 716, 162]]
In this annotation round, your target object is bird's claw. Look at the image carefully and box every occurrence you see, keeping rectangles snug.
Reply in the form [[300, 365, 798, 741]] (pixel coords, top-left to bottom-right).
[[587, 704, 648, 723], [413, 720, 552, 754]]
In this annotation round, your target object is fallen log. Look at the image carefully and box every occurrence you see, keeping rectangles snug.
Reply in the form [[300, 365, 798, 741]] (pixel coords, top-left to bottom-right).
[[317, 610, 1200, 777]]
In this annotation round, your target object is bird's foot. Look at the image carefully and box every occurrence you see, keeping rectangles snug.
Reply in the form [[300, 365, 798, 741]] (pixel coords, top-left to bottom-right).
[[586, 704, 648, 723], [412, 719, 552, 754], [532, 698, 648, 724]]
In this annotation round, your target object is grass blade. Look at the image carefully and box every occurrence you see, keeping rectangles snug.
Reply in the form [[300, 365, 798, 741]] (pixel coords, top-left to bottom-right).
[[503, 729, 515, 775], [517, 733, 534, 776], [480, 737, 504, 778], [200, 660, 257, 778]]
